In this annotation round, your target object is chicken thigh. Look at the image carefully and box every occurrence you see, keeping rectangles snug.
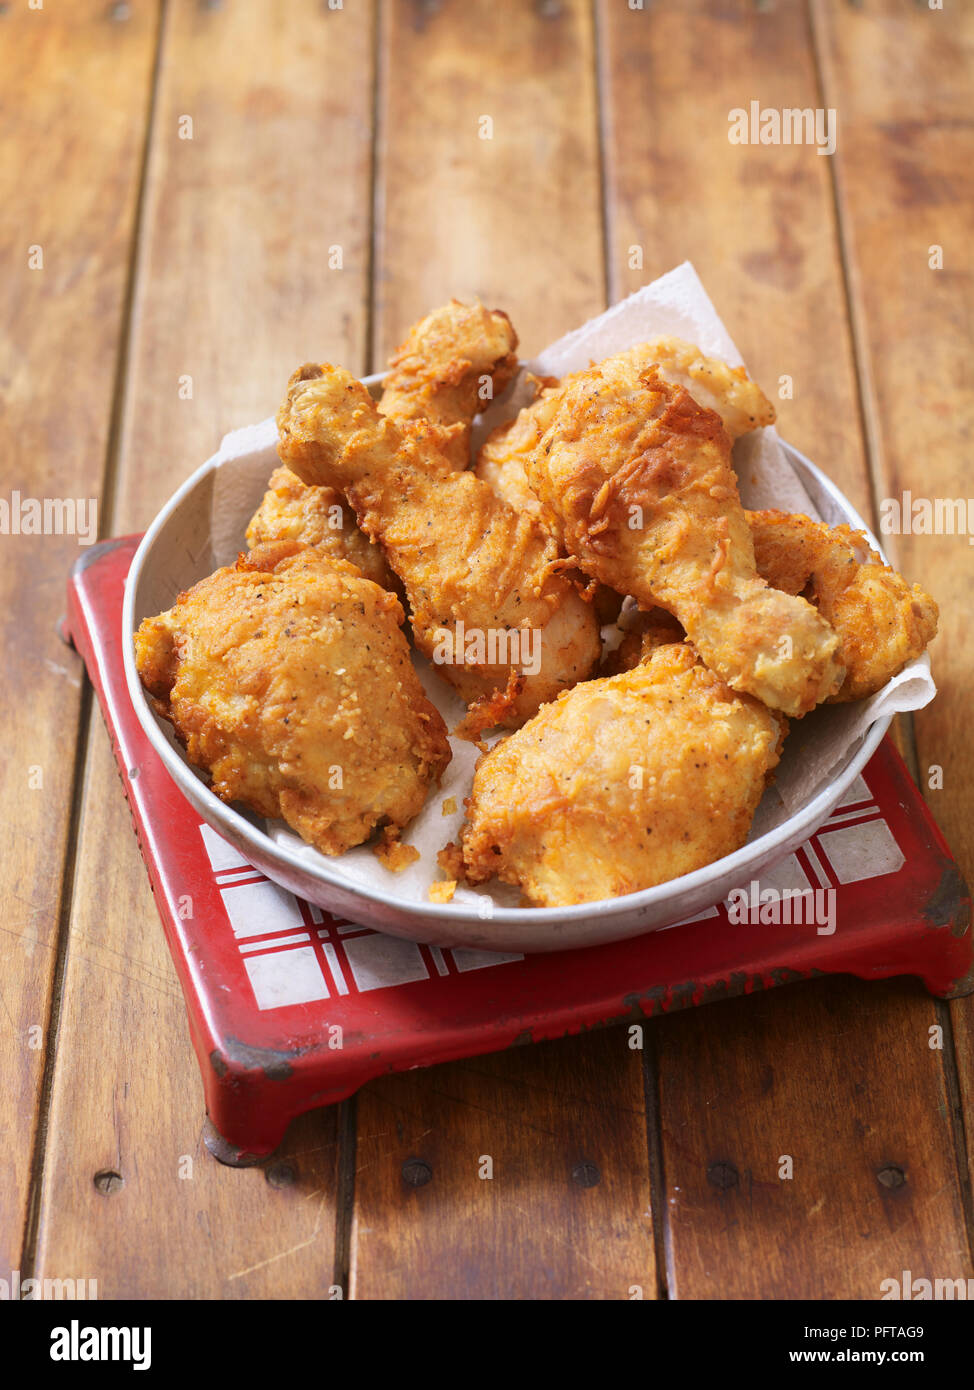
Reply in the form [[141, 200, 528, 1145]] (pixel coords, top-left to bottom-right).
[[459, 642, 784, 907], [134, 543, 450, 855]]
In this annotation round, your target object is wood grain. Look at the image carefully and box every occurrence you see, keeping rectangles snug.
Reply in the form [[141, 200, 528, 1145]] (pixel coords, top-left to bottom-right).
[[111, 0, 376, 530], [950, 1000, 974, 1226], [372, 0, 605, 364], [598, 0, 970, 1297], [655, 978, 971, 1299], [16, 0, 973, 1301], [349, 0, 657, 1300], [35, 720, 345, 1299], [34, 0, 374, 1298], [599, 0, 870, 517], [0, 0, 159, 1277], [812, 0, 974, 1273], [351, 1032, 655, 1300]]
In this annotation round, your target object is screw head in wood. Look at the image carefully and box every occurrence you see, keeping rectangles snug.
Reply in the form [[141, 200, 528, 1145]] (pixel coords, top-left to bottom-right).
[[93, 1169, 124, 1195], [401, 1157, 433, 1188], [265, 1161, 296, 1189], [707, 1160, 739, 1191], [572, 1160, 601, 1188], [876, 1163, 906, 1190]]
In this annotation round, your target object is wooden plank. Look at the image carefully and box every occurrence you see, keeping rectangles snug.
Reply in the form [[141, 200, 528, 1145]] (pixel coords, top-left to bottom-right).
[[811, 0, 974, 1262], [111, 0, 375, 531], [372, 0, 605, 364], [0, 0, 159, 1277], [350, 0, 657, 1300], [600, 0, 971, 1296], [598, 0, 871, 517], [655, 978, 971, 1299], [34, 0, 374, 1298], [951, 1001, 974, 1223], [352, 1033, 654, 1301], [37, 722, 345, 1298]]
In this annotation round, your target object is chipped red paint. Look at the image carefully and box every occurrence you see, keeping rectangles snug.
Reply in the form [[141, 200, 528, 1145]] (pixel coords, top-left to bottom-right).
[[65, 538, 973, 1163]]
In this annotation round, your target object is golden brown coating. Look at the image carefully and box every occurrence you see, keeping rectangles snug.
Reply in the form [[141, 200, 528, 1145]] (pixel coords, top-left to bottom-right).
[[459, 643, 784, 907], [600, 606, 686, 676], [379, 299, 519, 469], [475, 338, 774, 524], [617, 338, 776, 440], [474, 376, 564, 520], [476, 376, 623, 625], [476, 339, 775, 627], [523, 351, 844, 716], [134, 542, 450, 856], [276, 363, 601, 729], [604, 513, 938, 703], [245, 466, 397, 592], [747, 510, 939, 702]]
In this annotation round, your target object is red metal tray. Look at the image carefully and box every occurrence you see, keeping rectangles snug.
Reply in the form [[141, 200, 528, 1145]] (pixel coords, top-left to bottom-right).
[[63, 537, 973, 1164]]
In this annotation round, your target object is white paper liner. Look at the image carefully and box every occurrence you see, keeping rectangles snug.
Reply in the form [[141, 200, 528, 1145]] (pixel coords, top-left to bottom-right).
[[204, 262, 935, 905]]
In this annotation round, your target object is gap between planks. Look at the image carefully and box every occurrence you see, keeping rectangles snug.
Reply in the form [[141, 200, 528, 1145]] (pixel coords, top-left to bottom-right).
[[18, 0, 170, 1282], [807, 0, 974, 1273]]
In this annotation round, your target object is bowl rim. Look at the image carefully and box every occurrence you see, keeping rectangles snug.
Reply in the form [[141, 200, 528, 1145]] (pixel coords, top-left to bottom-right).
[[122, 409, 894, 928]]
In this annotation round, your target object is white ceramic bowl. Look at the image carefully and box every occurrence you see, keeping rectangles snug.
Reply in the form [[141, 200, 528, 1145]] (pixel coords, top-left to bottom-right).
[[123, 389, 892, 953]]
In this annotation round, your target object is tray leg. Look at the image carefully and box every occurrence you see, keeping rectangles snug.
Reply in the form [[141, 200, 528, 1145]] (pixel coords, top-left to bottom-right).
[[202, 1116, 286, 1168], [831, 921, 973, 1001], [923, 958, 974, 1001]]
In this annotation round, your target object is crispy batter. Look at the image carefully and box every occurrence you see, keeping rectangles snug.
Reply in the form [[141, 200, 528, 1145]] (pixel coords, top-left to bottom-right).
[[475, 338, 774, 521], [460, 643, 784, 907], [600, 606, 686, 676], [603, 512, 938, 704], [245, 465, 397, 591], [748, 510, 938, 702], [379, 299, 519, 469], [476, 376, 623, 624], [475, 375, 564, 520], [436, 841, 465, 881], [136, 305, 940, 903], [476, 339, 775, 628], [373, 832, 422, 873], [451, 667, 525, 743], [276, 363, 601, 728], [134, 542, 450, 855], [428, 879, 457, 904], [616, 338, 776, 440], [247, 300, 518, 593], [523, 351, 844, 716]]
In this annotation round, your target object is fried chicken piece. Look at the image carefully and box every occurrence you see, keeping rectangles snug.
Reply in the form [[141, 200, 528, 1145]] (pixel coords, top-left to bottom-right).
[[459, 642, 784, 907], [523, 351, 844, 716], [245, 466, 397, 591], [249, 302, 517, 594], [475, 375, 563, 520], [475, 376, 623, 625], [134, 542, 450, 855], [475, 339, 774, 523], [378, 299, 519, 469], [603, 513, 938, 702], [476, 340, 775, 625], [747, 510, 938, 702], [600, 605, 686, 676], [276, 363, 601, 729], [620, 338, 777, 440]]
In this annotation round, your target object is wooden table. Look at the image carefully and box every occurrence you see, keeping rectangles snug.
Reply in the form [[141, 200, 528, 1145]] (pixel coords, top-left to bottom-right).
[[3, 0, 972, 1300]]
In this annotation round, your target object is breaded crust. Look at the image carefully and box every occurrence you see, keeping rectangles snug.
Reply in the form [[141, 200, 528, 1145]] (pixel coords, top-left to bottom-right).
[[135, 542, 451, 855], [459, 643, 784, 907]]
